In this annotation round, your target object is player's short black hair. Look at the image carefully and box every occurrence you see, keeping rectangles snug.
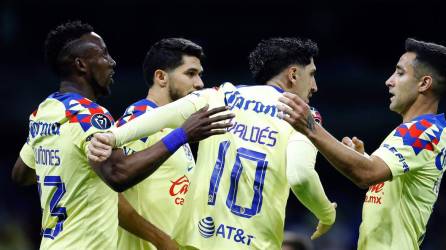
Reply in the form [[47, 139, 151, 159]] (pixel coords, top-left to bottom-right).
[[142, 38, 205, 87], [44, 20, 94, 77], [249, 37, 318, 83], [406, 38, 446, 96]]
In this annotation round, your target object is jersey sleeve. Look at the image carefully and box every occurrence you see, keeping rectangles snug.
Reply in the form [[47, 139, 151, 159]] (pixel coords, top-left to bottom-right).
[[286, 132, 335, 225], [111, 88, 215, 147], [19, 140, 35, 169], [372, 126, 431, 178], [69, 111, 115, 157]]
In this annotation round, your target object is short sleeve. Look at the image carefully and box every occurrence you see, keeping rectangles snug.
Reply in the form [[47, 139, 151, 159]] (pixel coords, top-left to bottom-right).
[[372, 130, 431, 178], [19, 140, 35, 169], [72, 113, 115, 156]]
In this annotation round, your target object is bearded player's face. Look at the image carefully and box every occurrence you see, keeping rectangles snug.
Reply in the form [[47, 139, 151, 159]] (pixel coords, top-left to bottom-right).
[[385, 52, 419, 115], [167, 55, 204, 101], [79, 32, 116, 97], [293, 58, 318, 104]]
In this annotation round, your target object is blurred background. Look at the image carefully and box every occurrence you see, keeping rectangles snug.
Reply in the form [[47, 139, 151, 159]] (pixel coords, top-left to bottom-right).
[[1, 0, 445, 249]]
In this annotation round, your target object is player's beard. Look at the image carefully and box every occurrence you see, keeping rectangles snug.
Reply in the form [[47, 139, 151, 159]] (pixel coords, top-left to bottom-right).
[[169, 85, 184, 101], [91, 77, 112, 98]]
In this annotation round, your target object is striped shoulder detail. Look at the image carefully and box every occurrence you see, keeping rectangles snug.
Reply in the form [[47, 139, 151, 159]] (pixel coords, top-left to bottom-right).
[[49, 92, 114, 132], [394, 114, 446, 155], [116, 99, 158, 143]]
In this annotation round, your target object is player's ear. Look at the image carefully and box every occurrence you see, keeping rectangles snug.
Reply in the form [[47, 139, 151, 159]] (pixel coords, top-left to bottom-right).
[[154, 69, 168, 88], [418, 75, 433, 93], [288, 66, 299, 83], [74, 57, 88, 74]]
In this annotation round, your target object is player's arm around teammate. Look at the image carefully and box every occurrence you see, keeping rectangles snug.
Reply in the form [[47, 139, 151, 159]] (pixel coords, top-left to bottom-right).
[[278, 93, 392, 188], [87, 105, 234, 192]]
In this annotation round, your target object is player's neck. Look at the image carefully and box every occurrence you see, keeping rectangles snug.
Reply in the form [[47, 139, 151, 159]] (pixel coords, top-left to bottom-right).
[[266, 79, 287, 92], [146, 88, 170, 107], [59, 78, 97, 101], [401, 96, 439, 122]]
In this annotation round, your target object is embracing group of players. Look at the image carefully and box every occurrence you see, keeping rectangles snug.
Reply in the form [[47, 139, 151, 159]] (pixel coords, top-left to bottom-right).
[[12, 20, 446, 250]]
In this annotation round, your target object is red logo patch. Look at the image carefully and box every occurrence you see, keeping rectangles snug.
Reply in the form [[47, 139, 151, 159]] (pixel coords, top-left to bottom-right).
[[169, 175, 190, 205]]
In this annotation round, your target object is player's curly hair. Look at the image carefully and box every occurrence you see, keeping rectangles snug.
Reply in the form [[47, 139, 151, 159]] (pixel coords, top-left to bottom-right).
[[143, 38, 205, 87], [406, 38, 446, 96], [249, 37, 318, 83], [44, 21, 94, 77]]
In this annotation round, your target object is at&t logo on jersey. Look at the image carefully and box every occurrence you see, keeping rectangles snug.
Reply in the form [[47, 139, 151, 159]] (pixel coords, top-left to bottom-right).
[[169, 175, 190, 205], [198, 217, 215, 238], [197, 216, 255, 246]]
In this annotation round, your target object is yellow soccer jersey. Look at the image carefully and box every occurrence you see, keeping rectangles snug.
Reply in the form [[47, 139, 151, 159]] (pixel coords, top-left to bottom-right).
[[172, 83, 300, 250], [115, 99, 195, 250], [359, 114, 446, 250], [19, 92, 118, 249]]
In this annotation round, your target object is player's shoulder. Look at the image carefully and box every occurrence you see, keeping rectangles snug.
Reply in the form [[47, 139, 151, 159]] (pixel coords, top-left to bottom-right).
[[116, 99, 157, 127], [49, 92, 114, 132], [390, 113, 446, 155], [28, 92, 66, 118], [225, 83, 283, 93], [190, 85, 224, 97]]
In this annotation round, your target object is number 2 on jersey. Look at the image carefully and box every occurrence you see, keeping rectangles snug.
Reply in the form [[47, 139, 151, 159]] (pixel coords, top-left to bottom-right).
[[208, 141, 268, 218]]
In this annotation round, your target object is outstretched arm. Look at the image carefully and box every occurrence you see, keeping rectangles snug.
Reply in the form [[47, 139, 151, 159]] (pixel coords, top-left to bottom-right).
[[88, 106, 234, 192], [278, 92, 392, 188], [110, 91, 210, 147]]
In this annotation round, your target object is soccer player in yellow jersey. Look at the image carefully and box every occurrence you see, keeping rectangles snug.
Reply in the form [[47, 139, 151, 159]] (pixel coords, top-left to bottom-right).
[[278, 38, 446, 250], [11, 21, 231, 250], [88, 38, 337, 249], [116, 38, 205, 250]]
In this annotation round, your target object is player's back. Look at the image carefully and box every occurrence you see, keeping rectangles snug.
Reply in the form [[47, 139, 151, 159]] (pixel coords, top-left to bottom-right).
[[20, 92, 118, 249], [173, 83, 296, 249]]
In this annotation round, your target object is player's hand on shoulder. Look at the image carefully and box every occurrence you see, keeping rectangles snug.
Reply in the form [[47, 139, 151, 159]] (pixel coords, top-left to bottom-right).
[[181, 105, 235, 142], [311, 202, 337, 240], [342, 136, 365, 154], [277, 92, 315, 135], [87, 132, 114, 163]]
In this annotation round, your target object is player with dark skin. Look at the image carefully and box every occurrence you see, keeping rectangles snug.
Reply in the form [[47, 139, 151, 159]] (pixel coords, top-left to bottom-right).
[[11, 21, 232, 250]]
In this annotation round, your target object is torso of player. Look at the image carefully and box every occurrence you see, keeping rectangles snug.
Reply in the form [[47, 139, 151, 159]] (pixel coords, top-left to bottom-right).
[[116, 99, 195, 250], [23, 92, 118, 249], [359, 114, 446, 250], [173, 84, 296, 250]]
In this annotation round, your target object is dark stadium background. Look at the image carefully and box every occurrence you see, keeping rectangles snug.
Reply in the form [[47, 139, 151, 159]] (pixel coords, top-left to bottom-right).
[[1, 1, 445, 249]]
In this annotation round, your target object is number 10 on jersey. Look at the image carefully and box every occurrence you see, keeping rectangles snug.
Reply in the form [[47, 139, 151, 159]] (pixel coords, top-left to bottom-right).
[[208, 141, 269, 218]]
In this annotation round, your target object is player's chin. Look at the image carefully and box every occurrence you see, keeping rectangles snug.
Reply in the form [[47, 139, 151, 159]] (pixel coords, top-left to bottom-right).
[[100, 83, 112, 96], [389, 102, 399, 112]]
